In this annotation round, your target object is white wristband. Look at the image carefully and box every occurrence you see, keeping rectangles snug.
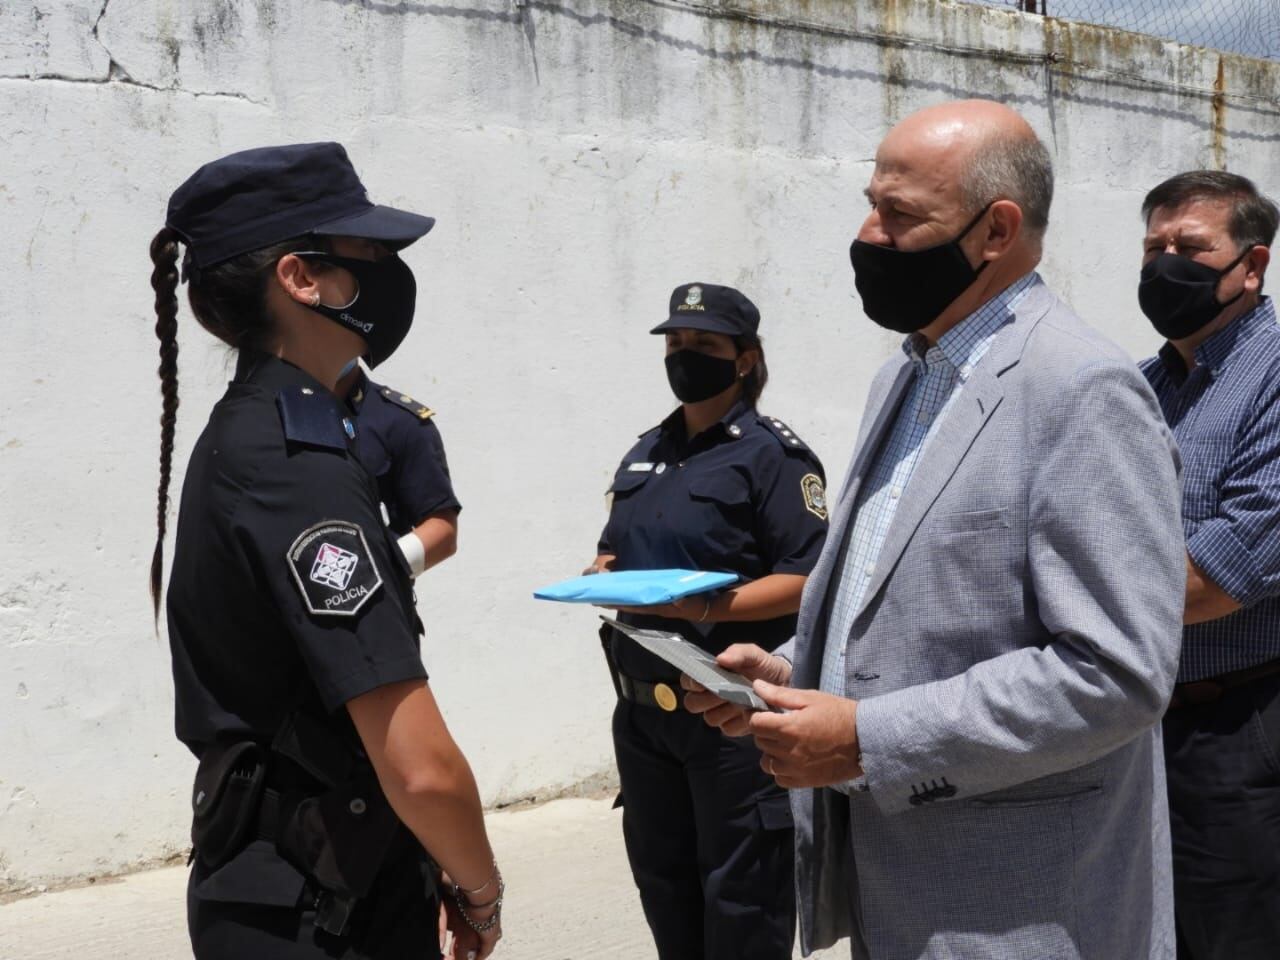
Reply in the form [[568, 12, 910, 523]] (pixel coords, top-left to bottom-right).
[[397, 532, 426, 578]]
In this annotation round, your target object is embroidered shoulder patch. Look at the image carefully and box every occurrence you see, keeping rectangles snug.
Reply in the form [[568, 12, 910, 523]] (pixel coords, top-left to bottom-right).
[[801, 473, 828, 521], [286, 521, 383, 617]]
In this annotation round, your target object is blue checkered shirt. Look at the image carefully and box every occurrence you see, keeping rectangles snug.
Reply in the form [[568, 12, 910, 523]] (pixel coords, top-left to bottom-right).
[[1140, 297, 1280, 682], [820, 274, 1036, 724]]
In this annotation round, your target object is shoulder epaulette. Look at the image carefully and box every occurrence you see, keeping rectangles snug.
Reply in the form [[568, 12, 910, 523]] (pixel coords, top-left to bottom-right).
[[757, 414, 812, 454], [378, 385, 435, 422], [276, 387, 353, 452]]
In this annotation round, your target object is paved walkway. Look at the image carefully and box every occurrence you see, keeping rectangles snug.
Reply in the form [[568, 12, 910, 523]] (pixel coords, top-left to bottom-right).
[[0, 797, 841, 959]]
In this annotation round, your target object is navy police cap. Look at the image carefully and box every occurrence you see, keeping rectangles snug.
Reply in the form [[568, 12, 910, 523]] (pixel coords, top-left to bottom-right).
[[166, 142, 435, 269], [651, 282, 760, 337]]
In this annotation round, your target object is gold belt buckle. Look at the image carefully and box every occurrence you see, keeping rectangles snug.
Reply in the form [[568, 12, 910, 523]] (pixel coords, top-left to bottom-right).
[[653, 682, 678, 712]]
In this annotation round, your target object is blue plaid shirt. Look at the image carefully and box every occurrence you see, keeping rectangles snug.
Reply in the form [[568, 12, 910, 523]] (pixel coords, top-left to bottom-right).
[[1141, 296, 1280, 682], [820, 273, 1036, 708]]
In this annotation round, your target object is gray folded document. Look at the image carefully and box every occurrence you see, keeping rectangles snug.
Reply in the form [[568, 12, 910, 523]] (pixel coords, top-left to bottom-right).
[[600, 616, 776, 712]]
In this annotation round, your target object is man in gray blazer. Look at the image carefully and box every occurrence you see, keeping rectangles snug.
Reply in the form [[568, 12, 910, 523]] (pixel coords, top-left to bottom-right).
[[685, 100, 1185, 959]]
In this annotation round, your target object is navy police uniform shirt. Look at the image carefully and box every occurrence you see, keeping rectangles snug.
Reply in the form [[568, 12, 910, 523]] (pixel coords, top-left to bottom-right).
[[346, 370, 460, 537], [167, 351, 426, 752], [599, 401, 828, 680]]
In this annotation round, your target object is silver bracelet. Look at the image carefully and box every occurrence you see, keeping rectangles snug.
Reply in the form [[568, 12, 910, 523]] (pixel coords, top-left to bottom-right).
[[453, 879, 504, 933], [698, 595, 713, 623], [454, 860, 500, 897]]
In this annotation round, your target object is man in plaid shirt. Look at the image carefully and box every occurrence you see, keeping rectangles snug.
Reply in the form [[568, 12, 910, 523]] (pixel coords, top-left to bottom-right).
[[1138, 170, 1280, 960]]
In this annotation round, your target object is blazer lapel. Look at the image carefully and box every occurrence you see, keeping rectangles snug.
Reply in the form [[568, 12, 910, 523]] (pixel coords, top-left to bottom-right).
[[852, 369, 1005, 622], [849, 279, 1056, 623]]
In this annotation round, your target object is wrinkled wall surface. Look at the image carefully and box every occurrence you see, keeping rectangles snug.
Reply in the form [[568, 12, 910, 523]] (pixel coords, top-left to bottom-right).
[[2, 0, 1278, 889]]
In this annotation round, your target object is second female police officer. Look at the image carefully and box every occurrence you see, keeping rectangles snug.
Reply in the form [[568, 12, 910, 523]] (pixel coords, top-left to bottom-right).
[[588, 283, 829, 959], [150, 143, 501, 959], [338, 361, 461, 579]]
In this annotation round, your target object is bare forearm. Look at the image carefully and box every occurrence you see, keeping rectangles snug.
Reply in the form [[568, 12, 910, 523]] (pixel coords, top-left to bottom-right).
[[348, 681, 496, 891], [706, 573, 807, 622], [1185, 553, 1242, 624], [382, 753, 494, 890], [414, 512, 459, 572]]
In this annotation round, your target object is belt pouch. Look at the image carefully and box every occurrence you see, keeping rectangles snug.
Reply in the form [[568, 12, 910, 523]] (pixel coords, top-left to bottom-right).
[[191, 741, 267, 869]]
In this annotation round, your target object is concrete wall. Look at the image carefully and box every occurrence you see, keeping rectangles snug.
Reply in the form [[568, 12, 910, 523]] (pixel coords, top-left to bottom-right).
[[2, 0, 1278, 890]]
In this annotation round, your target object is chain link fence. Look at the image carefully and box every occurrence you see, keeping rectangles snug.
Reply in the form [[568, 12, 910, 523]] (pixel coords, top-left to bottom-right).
[[962, 0, 1280, 61]]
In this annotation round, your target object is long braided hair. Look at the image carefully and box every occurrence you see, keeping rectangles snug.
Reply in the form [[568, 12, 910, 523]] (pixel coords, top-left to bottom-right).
[[146, 230, 331, 622]]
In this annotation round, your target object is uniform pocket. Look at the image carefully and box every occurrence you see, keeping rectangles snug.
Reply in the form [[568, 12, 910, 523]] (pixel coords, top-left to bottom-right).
[[688, 473, 751, 506], [610, 470, 652, 495]]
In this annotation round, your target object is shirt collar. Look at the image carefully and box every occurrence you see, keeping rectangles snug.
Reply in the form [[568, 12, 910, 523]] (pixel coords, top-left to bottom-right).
[[344, 369, 371, 412], [1194, 296, 1275, 372], [234, 350, 330, 394], [656, 399, 754, 444], [902, 271, 1036, 377], [1156, 296, 1275, 386]]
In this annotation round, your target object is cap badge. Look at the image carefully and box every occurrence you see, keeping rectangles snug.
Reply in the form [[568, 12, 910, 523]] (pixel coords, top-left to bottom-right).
[[686, 285, 703, 306]]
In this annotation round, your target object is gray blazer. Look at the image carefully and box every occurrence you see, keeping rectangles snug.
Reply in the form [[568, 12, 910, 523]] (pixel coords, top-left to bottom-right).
[[782, 277, 1184, 959]]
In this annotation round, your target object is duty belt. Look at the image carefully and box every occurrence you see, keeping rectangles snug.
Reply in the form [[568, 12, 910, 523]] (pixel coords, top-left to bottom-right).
[[616, 670, 685, 713], [599, 623, 684, 713]]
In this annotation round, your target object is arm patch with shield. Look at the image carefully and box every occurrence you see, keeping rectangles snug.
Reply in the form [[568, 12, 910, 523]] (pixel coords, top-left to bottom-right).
[[287, 521, 383, 617]]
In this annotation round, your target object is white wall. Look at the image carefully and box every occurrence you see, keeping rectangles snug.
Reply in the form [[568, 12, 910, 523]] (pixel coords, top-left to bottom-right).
[[2, 0, 1278, 890]]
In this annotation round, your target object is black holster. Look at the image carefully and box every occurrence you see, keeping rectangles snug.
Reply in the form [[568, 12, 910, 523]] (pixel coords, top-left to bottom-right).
[[271, 709, 407, 936], [190, 740, 267, 870], [600, 622, 624, 699]]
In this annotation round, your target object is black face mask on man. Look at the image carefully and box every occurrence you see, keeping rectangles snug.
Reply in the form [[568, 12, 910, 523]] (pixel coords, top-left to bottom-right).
[[295, 252, 417, 368], [849, 204, 992, 334], [1137, 250, 1249, 341], [665, 349, 740, 404]]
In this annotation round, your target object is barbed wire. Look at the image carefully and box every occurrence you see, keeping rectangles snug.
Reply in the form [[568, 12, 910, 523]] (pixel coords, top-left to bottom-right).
[[961, 0, 1280, 61]]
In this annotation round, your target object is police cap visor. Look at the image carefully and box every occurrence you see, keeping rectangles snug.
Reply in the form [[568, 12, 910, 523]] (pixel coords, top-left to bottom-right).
[[166, 141, 434, 269]]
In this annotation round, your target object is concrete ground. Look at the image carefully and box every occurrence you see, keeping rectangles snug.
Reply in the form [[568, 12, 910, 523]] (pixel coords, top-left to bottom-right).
[[0, 797, 843, 960]]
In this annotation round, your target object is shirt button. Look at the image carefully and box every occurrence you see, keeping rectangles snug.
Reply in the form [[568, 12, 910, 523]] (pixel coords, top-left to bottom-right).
[[960, 364, 973, 378], [917, 410, 931, 424], [890, 486, 902, 499], [864, 564, 874, 577]]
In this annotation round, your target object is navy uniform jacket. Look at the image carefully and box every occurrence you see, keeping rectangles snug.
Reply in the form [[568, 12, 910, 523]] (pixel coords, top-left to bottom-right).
[[167, 352, 426, 752], [346, 371, 460, 537], [600, 401, 829, 681]]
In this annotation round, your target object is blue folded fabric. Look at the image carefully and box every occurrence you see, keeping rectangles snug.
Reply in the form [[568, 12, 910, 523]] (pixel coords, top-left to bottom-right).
[[534, 569, 740, 605]]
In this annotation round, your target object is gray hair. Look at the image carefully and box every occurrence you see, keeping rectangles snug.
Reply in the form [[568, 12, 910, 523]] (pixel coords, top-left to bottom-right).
[[959, 131, 1054, 241]]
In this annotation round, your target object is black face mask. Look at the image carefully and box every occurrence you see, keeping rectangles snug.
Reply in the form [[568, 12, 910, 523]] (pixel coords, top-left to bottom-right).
[[665, 349, 740, 404], [1138, 250, 1249, 341], [849, 205, 992, 334], [295, 252, 417, 368]]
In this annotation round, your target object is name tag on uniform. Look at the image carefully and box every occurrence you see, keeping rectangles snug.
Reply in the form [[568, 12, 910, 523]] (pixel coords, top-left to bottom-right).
[[627, 462, 655, 472]]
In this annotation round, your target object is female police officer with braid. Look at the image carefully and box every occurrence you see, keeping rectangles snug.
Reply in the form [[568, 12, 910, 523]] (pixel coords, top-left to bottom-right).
[[589, 283, 829, 960], [150, 143, 501, 960]]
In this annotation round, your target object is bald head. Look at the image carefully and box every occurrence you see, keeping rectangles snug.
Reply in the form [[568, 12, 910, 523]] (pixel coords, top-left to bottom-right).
[[876, 100, 1053, 244]]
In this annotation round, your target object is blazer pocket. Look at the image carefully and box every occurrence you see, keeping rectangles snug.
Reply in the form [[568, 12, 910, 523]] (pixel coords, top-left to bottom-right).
[[933, 507, 1012, 534], [967, 781, 1103, 808]]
